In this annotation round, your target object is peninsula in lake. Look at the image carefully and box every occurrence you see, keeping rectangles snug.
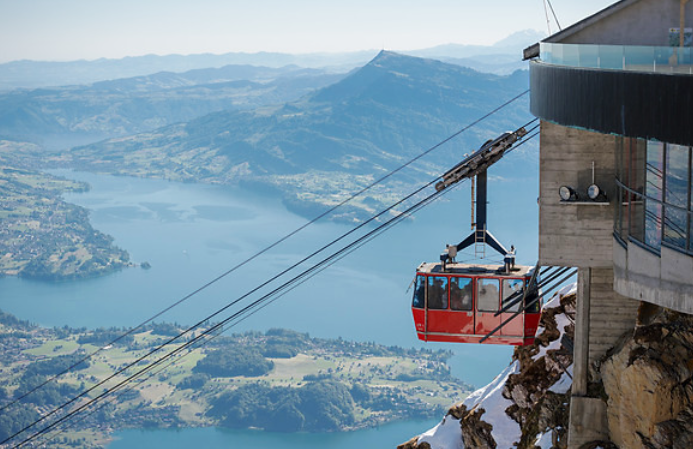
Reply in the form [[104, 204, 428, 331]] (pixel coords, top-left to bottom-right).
[[0, 143, 130, 280], [0, 310, 471, 448]]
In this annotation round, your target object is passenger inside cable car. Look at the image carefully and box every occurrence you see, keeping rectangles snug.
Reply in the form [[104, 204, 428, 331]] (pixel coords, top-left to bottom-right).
[[450, 277, 472, 310]]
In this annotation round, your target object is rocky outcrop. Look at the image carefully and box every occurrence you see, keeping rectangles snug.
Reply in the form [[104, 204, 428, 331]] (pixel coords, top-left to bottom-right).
[[504, 291, 574, 449], [601, 306, 693, 449], [399, 286, 576, 449], [448, 404, 496, 449]]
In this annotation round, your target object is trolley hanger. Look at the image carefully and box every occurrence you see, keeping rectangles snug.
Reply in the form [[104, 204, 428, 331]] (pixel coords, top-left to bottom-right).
[[435, 125, 532, 269]]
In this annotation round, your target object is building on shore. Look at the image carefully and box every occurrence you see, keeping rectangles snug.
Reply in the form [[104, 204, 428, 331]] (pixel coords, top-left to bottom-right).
[[525, 0, 693, 447]]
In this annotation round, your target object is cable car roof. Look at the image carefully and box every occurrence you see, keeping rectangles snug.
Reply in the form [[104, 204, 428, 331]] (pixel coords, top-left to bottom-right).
[[416, 261, 535, 277]]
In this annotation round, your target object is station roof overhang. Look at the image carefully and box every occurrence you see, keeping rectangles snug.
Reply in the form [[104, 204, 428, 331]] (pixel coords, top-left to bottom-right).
[[522, 0, 639, 60]]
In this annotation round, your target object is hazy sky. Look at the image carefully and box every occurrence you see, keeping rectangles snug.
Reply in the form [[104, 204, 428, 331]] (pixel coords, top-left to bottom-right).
[[0, 0, 616, 63]]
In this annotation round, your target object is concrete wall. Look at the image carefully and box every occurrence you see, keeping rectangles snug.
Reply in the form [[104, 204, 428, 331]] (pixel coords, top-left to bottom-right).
[[539, 121, 617, 267], [614, 240, 693, 313], [587, 267, 638, 367], [572, 267, 638, 390], [557, 0, 693, 47]]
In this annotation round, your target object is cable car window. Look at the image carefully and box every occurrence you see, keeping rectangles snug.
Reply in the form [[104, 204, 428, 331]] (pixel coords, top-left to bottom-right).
[[427, 276, 448, 309], [502, 279, 523, 312], [477, 278, 499, 312], [450, 277, 472, 311], [412, 275, 426, 309]]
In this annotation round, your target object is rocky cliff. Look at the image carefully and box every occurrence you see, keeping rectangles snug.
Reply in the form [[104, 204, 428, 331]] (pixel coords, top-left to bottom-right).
[[600, 304, 693, 449], [399, 285, 577, 449]]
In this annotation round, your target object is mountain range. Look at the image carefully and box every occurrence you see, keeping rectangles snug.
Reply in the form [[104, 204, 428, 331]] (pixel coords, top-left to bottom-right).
[[61, 51, 534, 221], [0, 30, 545, 91], [0, 65, 344, 150]]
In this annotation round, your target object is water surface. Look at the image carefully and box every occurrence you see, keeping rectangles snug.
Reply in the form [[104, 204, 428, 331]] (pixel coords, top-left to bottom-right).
[[109, 419, 439, 449], [0, 169, 539, 447]]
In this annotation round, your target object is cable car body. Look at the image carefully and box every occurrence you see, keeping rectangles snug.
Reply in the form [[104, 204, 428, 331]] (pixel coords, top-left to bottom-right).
[[411, 262, 540, 345], [410, 126, 541, 346]]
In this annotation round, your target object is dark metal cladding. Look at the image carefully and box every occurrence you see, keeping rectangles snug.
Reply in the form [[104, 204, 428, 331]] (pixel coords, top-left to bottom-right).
[[530, 61, 693, 146]]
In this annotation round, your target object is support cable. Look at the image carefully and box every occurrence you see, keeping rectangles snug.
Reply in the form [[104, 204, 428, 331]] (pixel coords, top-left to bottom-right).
[[12, 131, 540, 448], [32, 180, 454, 447], [7, 174, 446, 448], [36, 167, 471, 448], [4, 143, 455, 446], [0, 89, 531, 415], [479, 268, 577, 344], [547, 0, 562, 30], [494, 266, 570, 316], [542, 0, 553, 34]]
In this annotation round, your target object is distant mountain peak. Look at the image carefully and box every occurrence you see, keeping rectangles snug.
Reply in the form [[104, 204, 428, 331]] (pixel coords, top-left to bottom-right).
[[492, 29, 546, 48], [369, 49, 407, 64], [305, 49, 510, 109]]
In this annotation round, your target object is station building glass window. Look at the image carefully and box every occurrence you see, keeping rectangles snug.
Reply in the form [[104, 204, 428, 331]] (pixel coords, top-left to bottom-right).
[[645, 142, 664, 249], [664, 145, 691, 248], [616, 137, 693, 255]]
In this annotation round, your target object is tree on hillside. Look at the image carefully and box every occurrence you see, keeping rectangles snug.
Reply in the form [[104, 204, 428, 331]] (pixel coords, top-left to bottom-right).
[[193, 346, 273, 378]]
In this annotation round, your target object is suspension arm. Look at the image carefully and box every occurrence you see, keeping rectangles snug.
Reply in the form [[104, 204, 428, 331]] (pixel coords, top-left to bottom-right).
[[435, 126, 528, 192]]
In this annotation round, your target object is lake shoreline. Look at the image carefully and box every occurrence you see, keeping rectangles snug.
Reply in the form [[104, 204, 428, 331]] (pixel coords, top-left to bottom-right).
[[0, 165, 132, 281]]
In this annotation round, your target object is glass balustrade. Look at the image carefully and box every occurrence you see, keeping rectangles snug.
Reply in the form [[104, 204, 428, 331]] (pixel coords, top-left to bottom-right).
[[540, 42, 693, 74]]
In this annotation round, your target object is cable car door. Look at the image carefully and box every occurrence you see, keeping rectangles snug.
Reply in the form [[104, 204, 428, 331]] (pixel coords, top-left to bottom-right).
[[425, 275, 450, 334], [411, 275, 426, 336], [500, 278, 524, 337], [448, 276, 474, 334], [475, 277, 501, 336]]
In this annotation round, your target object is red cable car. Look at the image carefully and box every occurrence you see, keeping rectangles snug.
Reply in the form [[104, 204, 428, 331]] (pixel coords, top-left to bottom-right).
[[411, 127, 541, 346], [411, 262, 540, 345]]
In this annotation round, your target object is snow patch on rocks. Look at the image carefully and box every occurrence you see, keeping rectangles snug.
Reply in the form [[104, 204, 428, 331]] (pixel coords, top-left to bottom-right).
[[418, 416, 465, 449], [461, 361, 521, 448]]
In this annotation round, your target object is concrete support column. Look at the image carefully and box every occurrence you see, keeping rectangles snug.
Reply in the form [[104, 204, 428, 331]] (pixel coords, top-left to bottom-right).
[[568, 397, 609, 448], [568, 267, 609, 448], [573, 267, 591, 396]]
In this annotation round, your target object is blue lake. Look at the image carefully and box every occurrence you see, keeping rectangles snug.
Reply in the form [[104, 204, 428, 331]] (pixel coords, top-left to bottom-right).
[[0, 165, 538, 447], [108, 419, 440, 449]]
